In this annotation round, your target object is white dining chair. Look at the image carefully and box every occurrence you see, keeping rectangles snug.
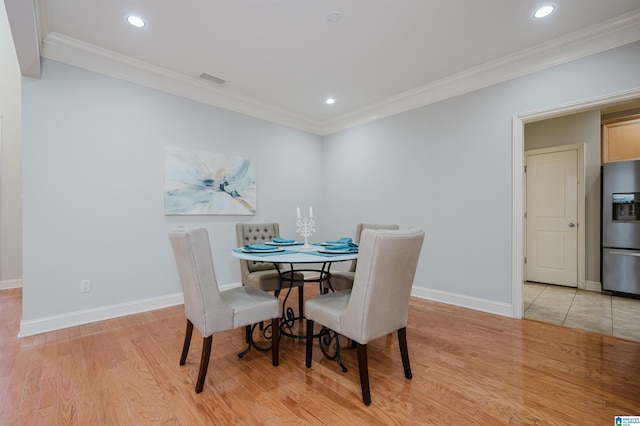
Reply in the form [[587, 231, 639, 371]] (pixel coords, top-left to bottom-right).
[[304, 228, 425, 405], [328, 223, 400, 291], [169, 228, 280, 393], [235, 223, 305, 314]]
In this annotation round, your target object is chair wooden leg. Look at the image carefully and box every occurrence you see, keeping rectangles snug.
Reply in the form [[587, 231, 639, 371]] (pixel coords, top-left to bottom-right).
[[245, 324, 251, 344], [195, 335, 212, 393], [272, 317, 280, 366], [298, 286, 304, 316], [398, 327, 412, 379], [305, 319, 314, 368], [180, 320, 193, 365], [356, 343, 371, 405]]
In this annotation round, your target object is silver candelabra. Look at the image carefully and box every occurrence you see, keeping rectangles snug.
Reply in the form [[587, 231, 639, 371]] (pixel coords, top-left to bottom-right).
[[296, 217, 316, 248]]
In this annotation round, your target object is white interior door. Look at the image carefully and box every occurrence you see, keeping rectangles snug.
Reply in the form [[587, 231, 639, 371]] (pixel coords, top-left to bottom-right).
[[525, 149, 578, 287]]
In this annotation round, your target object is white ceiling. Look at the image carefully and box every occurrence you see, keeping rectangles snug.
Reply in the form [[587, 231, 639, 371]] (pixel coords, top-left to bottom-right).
[[8, 0, 640, 134]]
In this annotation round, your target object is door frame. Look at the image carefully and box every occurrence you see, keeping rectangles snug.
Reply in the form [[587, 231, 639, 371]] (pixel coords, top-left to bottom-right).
[[524, 143, 585, 289], [511, 88, 640, 319]]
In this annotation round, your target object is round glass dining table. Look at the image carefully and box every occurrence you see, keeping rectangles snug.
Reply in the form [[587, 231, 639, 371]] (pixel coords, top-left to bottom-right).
[[231, 246, 358, 337]]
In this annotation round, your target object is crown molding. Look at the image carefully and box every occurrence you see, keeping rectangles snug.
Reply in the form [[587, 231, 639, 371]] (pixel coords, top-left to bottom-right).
[[41, 33, 325, 135], [322, 9, 640, 135], [40, 10, 640, 136]]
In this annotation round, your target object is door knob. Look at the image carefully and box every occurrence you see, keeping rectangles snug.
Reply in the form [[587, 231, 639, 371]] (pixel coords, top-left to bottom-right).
[[568, 222, 576, 227]]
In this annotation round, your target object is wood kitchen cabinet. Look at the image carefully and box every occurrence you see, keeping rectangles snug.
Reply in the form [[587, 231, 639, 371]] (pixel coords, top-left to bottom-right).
[[601, 114, 640, 164]]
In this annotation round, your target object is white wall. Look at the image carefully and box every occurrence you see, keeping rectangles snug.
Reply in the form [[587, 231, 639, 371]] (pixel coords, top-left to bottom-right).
[[525, 110, 602, 285], [20, 39, 640, 333], [0, 1, 22, 289], [323, 95, 514, 305], [323, 41, 640, 311], [22, 59, 323, 325]]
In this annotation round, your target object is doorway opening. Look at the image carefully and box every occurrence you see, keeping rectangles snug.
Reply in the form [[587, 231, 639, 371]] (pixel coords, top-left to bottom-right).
[[511, 88, 640, 319]]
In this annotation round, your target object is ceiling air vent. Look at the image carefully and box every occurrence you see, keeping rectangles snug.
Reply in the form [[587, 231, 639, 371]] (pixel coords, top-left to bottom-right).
[[199, 73, 226, 86]]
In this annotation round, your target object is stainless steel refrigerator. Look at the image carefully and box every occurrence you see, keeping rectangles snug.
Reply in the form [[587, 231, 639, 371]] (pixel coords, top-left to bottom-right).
[[602, 159, 640, 295]]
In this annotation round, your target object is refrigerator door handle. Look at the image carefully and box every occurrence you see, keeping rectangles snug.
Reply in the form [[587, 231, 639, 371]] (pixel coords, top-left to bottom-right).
[[608, 250, 640, 257]]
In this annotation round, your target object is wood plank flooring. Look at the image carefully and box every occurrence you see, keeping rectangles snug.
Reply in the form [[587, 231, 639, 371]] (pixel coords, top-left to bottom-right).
[[1, 286, 639, 424]]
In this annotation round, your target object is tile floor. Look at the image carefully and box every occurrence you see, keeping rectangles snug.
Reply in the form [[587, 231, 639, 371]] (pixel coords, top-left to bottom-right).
[[524, 281, 640, 342]]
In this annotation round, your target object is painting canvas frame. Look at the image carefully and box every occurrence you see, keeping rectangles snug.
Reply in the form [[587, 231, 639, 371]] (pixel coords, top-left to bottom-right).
[[164, 146, 256, 215]]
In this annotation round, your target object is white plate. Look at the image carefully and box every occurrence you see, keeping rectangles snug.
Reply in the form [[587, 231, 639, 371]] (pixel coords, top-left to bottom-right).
[[242, 247, 285, 253]]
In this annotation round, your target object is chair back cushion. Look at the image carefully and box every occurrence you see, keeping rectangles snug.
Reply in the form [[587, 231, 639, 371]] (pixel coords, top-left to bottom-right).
[[169, 228, 233, 336], [236, 223, 280, 272], [348, 223, 400, 272], [342, 228, 425, 343], [354, 223, 400, 243]]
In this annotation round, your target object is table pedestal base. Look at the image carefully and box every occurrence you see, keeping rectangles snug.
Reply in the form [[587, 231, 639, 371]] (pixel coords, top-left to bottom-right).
[[237, 322, 276, 358], [277, 266, 334, 340], [318, 328, 350, 373]]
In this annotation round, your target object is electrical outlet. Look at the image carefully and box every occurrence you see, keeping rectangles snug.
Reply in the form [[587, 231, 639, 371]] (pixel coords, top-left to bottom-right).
[[80, 279, 91, 293]]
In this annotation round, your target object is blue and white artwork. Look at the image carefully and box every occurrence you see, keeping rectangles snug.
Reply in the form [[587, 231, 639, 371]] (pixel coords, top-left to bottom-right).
[[164, 146, 256, 215]]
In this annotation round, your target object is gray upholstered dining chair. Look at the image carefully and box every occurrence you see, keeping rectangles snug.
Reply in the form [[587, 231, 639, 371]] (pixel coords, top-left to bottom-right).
[[329, 223, 399, 291], [169, 228, 280, 393], [305, 228, 425, 405], [235, 223, 305, 313]]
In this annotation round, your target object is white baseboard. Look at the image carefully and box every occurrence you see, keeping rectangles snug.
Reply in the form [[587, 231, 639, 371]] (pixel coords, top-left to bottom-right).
[[0, 279, 22, 290], [585, 280, 602, 292], [17, 282, 244, 338], [19, 292, 183, 337], [219, 282, 242, 291], [17, 282, 510, 337], [411, 286, 513, 318]]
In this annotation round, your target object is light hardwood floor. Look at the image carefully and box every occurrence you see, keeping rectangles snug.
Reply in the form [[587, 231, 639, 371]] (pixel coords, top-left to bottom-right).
[[1, 287, 639, 424]]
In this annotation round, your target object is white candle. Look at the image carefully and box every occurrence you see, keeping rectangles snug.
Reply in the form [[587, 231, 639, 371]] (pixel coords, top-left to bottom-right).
[[309, 206, 313, 217], [297, 207, 301, 218]]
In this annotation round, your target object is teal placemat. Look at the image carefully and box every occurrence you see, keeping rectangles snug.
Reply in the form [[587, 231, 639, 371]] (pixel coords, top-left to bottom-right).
[[305, 250, 358, 257]]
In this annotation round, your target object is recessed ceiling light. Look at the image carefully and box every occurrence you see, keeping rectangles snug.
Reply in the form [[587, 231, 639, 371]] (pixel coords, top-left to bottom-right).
[[127, 15, 145, 28], [533, 4, 556, 19], [326, 98, 335, 105]]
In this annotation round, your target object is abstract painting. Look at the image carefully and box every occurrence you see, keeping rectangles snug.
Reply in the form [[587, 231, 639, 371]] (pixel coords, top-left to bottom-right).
[[164, 146, 256, 215]]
